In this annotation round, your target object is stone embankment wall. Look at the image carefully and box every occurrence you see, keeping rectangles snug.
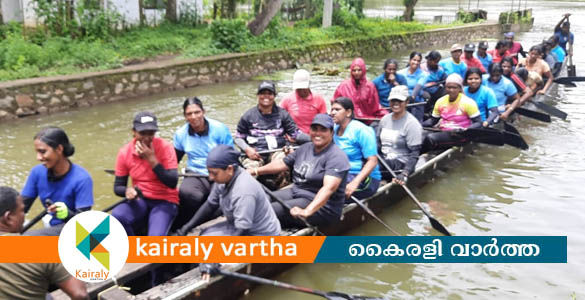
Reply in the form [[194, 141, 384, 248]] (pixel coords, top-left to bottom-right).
[[0, 22, 501, 122]]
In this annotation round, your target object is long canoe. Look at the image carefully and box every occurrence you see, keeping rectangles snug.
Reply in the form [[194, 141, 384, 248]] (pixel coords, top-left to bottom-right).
[[50, 57, 568, 300]]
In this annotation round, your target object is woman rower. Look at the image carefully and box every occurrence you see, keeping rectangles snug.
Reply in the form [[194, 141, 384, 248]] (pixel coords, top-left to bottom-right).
[[280, 69, 327, 134], [333, 57, 387, 125], [517, 45, 554, 95], [173, 97, 234, 229], [330, 97, 381, 200], [501, 57, 538, 106], [21, 127, 93, 236], [112, 112, 179, 237], [252, 114, 350, 228], [464, 67, 499, 127], [377, 85, 422, 185], [412, 50, 448, 122], [422, 74, 482, 152], [398, 51, 427, 122], [372, 58, 407, 108], [482, 63, 520, 121], [175, 145, 280, 236]]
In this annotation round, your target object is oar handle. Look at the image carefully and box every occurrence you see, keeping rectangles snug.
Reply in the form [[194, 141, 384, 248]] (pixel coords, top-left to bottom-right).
[[349, 196, 400, 236], [20, 199, 53, 234]]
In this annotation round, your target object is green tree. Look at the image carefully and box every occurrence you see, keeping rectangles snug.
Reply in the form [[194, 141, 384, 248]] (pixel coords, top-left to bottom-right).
[[403, 0, 417, 22]]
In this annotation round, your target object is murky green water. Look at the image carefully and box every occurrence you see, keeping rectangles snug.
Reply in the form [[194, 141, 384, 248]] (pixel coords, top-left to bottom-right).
[[0, 0, 583, 298]]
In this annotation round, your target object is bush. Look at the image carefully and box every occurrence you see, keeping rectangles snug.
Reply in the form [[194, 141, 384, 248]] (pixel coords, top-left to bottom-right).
[[210, 19, 249, 51]]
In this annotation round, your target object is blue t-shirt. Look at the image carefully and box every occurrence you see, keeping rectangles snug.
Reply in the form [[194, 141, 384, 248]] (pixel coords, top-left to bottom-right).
[[21, 164, 93, 226], [439, 58, 468, 78], [554, 30, 574, 52], [418, 66, 447, 95], [398, 67, 427, 101], [475, 52, 493, 73], [464, 85, 498, 121], [551, 45, 566, 64], [333, 120, 381, 180], [174, 118, 234, 176], [372, 73, 407, 107], [482, 74, 518, 112]]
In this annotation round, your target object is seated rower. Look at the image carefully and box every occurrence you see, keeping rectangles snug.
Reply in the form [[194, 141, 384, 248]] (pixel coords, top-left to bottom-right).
[[422, 74, 482, 153], [21, 127, 93, 236], [112, 112, 179, 237], [487, 40, 511, 64], [464, 67, 499, 127], [330, 97, 381, 200], [504, 31, 526, 64], [333, 58, 388, 125], [377, 86, 423, 185], [501, 57, 539, 106], [252, 114, 350, 228], [439, 44, 468, 78], [413, 50, 448, 122], [475, 41, 493, 73], [0, 186, 89, 300], [280, 69, 327, 134], [236, 81, 305, 175], [372, 58, 408, 108], [173, 97, 234, 229], [517, 45, 554, 95], [482, 63, 520, 121], [398, 51, 427, 123], [462, 43, 487, 73], [175, 145, 280, 236]]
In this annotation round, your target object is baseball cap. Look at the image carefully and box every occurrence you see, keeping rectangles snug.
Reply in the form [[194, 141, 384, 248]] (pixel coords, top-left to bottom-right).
[[464, 43, 476, 52], [504, 32, 515, 38], [257, 80, 276, 94], [292, 69, 310, 90], [478, 41, 489, 49], [425, 50, 442, 61], [310, 114, 334, 129], [388, 85, 409, 102], [133, 111, 158, 132], [450, 43, 463, 52]]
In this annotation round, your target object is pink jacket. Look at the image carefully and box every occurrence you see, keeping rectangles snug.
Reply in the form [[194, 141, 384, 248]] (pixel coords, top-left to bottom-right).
[[332, 58, 388, 120]]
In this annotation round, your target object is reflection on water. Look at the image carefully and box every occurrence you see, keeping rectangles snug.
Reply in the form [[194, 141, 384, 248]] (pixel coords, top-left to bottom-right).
[[0, 0, 584, 298]]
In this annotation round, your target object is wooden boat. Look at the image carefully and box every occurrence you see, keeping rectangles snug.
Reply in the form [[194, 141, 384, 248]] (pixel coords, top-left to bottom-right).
[[49, 57, 569, 300]]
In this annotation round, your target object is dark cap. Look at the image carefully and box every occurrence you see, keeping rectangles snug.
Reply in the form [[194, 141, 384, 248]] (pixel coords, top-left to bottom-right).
[[207, 145, 240, 169], [311, 114, 334, 129], [133, 111, 158, 132], [257, 80, 276, 94], [464, 43, 476, 52], [425, 50, 442, 61], [478, 41, 489, 49], [562, 21, 570, 27]]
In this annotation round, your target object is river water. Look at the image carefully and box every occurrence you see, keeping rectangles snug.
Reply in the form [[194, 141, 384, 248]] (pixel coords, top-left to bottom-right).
[[0, 0, 583, 298]]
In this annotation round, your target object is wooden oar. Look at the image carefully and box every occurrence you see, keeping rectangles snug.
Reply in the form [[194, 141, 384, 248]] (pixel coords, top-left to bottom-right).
[[349, 196, 400, 236], [20, 199, 53, 234], [376, 154, 452, 236], [553, 76, 584, 85], [104, 169, 207, 177], [514, 107, 551, 123], [383, 102, 426, 110], [461, 127, 528, 150], [531, 99, 568, 120], [239, 146, 300, 158], [216, 268, 381, 300]]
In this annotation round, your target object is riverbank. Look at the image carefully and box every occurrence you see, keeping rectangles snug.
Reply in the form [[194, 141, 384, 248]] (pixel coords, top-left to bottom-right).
[[0, 21, 502, 122]]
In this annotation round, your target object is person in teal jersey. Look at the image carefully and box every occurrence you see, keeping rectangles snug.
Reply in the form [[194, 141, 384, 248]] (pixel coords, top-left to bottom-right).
[[412, 50, 448, 122], [173, 97, 234, 229], [21, 127, 93, 236], [439, 43, 468, 78], [464, 67, 499, 127], [330, 97, 381, 200], [398, 51, 427, 122], [482, 63, 520, 121], [373, 58, 407, 108], [475, 41, 493, 72]]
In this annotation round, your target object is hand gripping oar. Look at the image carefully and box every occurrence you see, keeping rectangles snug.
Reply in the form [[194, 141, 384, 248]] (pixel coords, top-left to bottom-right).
[[216, 268, 382, 300], [20, 199, 53, 234], [349, 196, 400, 236], [376, 154, 452, 236]]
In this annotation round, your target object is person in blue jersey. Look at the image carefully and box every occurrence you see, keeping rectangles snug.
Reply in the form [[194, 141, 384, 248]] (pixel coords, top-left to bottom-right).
[[373, 58, 407, 108], [173, 97, 234, 229], [554, 14, 573, 55], [330, 97, 381, 200], [475, 41, 493, 72], [464, 68, 499, 127], [21, 127, 93, 236], [547, 36, 565, 76], [439, 44, 468, 78], [482, 63, 520, 121], [412, 50, 448, 122], [398, 51, 427, 123]]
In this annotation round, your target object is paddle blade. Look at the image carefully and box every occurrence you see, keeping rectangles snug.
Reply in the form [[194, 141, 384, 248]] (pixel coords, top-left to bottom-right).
[[532, 101, 568, 120], [567, 66, 577, 77], [502, 131, 529, 150], [429, 216, 451, 236], [326, 292, 383, 300], [515, 107, 551, 123]]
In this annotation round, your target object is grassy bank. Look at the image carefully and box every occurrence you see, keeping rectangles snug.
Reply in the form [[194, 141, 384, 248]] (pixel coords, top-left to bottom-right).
[[0, 15, 467, 82]]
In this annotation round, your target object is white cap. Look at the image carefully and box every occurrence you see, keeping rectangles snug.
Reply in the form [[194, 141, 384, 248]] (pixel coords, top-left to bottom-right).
[[292, 69, 311, 90], [388, 85, 409, 101]]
